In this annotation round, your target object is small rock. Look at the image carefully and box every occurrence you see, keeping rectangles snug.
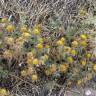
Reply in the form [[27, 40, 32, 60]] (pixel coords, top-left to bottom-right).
[[85, 90, 92, 96]]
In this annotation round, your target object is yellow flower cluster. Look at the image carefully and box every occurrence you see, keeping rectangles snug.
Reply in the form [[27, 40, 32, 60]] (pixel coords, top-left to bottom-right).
[[3, 50, 13, 58], [56, 37, 65, 46], [0, 88, 8, 96], [6, 24, 14, 32], [60, 64, 67, 72], [0, 17, 95, 88], [33, 24, 41, 35]]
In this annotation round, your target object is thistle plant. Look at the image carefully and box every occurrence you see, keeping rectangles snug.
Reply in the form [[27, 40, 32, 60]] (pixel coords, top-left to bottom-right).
[[0, 0, 96, 96]]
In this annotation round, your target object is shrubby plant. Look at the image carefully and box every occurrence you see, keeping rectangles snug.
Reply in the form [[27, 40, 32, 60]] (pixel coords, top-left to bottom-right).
[[0, 0, 96, 96]]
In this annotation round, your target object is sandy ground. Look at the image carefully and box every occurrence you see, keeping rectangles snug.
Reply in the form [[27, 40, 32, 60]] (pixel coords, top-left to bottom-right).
[[65, 88, 96, 96]]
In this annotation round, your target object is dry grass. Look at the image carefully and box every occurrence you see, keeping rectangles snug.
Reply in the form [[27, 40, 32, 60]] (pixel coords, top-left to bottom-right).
[[0, 0, 95, 27]]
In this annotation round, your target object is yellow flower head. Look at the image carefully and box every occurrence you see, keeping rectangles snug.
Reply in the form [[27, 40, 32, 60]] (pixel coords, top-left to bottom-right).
[[79, 9, 86, 16], [27, 59, 33, 65], [72, 41, 78, 47], [70, 49, 77, 56], [86, 53, 91, 59], [22, 32, 31, 38], [5, 37, 14, 45], [0, 88, 8, 96], [81, 60, 86, 66], [50, 64, 57, 73], [80, 34, 87, 40], [16, 37, 25, 45], [32, 74, 38, 81], [20, 26, 28, 33], [1, 18, 8, 23], [67, 57, 73, 63], [33, 58, 39, 65], [77, 80, 82, 86], [16, 37, 24, 42], [60, 37, 65, 43], [36, 43, 43, 49], [45, 44, 50, 49], [60, 64, 67, 72], [80, 41, 87, 47], [38, 38, 43, 43], [41, 54, 49, 62], [6, 24, 14, 32], [64, 46, 71, 53], [21, 70, 27, 77], [33, 29, 40, 35], [3, 50, 13, 58], [27, 52, 33, 59], [57, 40, 64, 46]]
